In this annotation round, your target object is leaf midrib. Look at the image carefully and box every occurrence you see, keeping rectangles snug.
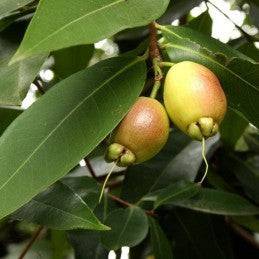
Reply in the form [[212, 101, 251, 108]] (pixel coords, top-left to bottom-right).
[[166, 42, 259, 92], [155, 184, 196, 208], [0, 57, 141, 193], [31, 199, 100, 228], [161, 26, 258, 92], [19, 0, 125, 55]]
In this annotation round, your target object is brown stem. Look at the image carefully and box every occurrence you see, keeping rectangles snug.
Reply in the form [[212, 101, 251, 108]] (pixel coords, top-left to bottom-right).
[[149, 22, 162, 62], [108, 193, 157, 217], [226, 217, 259, 250], [18, 226, 44, 259], [84, 158, 98, 180]]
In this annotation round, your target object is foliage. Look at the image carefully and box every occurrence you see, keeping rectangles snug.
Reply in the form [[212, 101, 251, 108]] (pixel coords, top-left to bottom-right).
[[0, 0, 259, 258]]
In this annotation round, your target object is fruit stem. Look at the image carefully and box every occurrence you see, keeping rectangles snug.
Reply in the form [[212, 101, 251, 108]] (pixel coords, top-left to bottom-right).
[[198, 137, 209, 184], [159, 61, 175, 67], [99, 162, 117, 203]]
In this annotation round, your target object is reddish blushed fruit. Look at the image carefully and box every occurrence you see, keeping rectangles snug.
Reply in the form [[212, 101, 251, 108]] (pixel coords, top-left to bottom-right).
[[164, 61, 227, 141], [106, 97, 169, 166]]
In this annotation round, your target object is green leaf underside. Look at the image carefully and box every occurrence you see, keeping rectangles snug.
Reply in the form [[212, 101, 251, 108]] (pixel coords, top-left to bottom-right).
[[171, 188, 259, 215], [11, 0, 169, 62], [0, 0, 33, 18], [0, 56, 146, 220], [101, 207, 149, 250], [14, 177, 106, 230], [149, 217, 173, 259], [161, 25, 259, 128]]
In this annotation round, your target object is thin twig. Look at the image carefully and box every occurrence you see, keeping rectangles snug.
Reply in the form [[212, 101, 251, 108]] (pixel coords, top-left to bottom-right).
[[226, 217, 259, 250], [108, 193, 157, 217], [18, 226, 44, 259], [84, 158, 98, 180], [206, 0, 253, 41], [149, 22, 162, 61], [149, 22, 163, 99]]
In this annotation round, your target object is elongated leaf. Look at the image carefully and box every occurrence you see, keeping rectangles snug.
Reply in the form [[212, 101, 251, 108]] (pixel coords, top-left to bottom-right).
[[0, 56, 146, 220], [149, 217, 173, 259], [161, 208, 234, 259], [188, 11, 212, 35], [0, 106, 22, 135], [220, 109, 248, 149], [0, 53, 46, 105], [11, 0, 169, 62], [0, 0, 33, 18], [53, 44, 94, 80], [154, 181, 199, 209], [101, 207, 149, 250], [160, 25, 259, 128], [172, 188, 259, 215], [14, 177, 107, 230]]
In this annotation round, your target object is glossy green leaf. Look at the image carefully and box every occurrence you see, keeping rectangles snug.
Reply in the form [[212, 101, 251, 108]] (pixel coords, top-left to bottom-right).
[[149, 217, 173, 259], [0, 0, 33, 18], [160, 25, 259, 128], [238, 43, 259, 62], [101, 207, 149, 250], [53, 44, 94, 80], [121, 129, 218, 203], [172, 188, 259, 215], [154, 181, 200, 209], [13, 177, 107, 230], [0, 106, 22, 135], [0, 56, 146, 220], [188, 11, 212, 35], [11, 0, 169, 62]]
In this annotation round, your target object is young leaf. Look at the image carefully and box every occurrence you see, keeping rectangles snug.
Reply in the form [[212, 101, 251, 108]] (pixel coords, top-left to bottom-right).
[[0, 56, 146, 220], [172, 188, 259, 215], [160, 25, 259, 128], [149, 217, 173, 259], [11, 0, 169, 62], [13, 177, 108, 230], [101, 207, 149, 250], [154, 181, 199, 209]]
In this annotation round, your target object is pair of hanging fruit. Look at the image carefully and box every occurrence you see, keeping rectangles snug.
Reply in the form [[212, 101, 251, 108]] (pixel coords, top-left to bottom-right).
[[106, 61, 227, 167]]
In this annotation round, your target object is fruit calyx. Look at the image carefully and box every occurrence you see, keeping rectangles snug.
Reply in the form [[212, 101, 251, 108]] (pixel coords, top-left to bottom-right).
[[187, 117, 219, 141], [105, 143, 136, 167]]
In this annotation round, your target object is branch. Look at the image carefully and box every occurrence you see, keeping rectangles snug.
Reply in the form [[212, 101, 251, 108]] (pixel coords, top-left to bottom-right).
[[18, 226, 44, 259], [108, 193, 157, 217], [226, 217, 259, 250], [84, 158, 98, 180], [148, 22, 163, 99]]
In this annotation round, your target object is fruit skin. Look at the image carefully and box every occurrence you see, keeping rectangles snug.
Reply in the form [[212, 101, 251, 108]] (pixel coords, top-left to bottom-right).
[[107, 97, 169, 165], [164, 61, 227, 141]]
